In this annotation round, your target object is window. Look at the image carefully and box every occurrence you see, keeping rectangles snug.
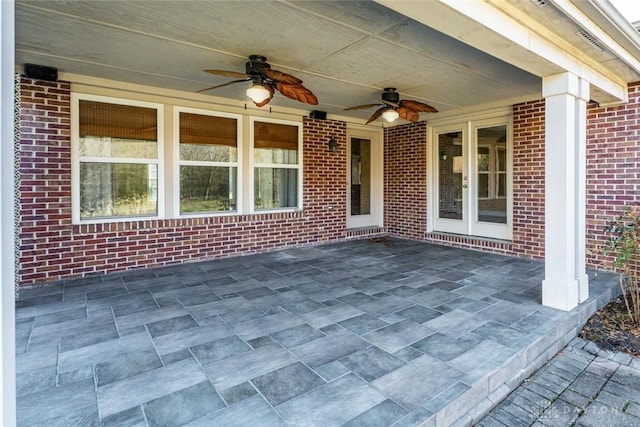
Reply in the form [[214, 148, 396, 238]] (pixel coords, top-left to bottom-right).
[[476, 144, 505, 200], [73, 94, 305, 223], [177, 110, 240, 215], [251, 119, 302, 211], [73, 95, 162, 221]]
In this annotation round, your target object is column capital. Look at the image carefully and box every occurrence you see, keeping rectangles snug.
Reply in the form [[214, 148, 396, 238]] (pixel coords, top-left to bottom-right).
[[578, 78, 590, 103], [542, 72, 580, 98]]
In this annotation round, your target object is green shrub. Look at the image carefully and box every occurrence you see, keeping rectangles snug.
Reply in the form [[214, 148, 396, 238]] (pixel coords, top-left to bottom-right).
[[604, 206, 640, 327]]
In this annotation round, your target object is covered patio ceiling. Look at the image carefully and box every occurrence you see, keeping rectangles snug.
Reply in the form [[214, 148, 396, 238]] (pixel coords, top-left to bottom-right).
[[15, 0, 640, 123]]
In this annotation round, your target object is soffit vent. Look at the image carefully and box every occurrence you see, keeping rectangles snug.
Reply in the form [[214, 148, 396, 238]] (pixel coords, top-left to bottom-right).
[[530, 0, 551, 7], [577, 30, 605, 52]]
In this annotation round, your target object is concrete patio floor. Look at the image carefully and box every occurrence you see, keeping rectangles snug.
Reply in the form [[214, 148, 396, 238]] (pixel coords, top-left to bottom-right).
[[14, 238, 619, 426]]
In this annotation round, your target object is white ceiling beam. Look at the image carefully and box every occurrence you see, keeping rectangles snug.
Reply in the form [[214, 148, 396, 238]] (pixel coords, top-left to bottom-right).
[[375, 0, 628, 104]]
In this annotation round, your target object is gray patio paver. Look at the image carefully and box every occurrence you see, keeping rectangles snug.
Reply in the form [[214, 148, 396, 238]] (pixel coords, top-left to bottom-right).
[[185, 395, 285, 427], [233, 311, 305, 340], [153, 317, 235, 355], [251, 361, 325, 406], [114, 305, 190, 330], [14, 239, 622, 426], [371, 354, 464, 410], [339, 345, 406, 382], [204, 343, 297, 389], [412, 332, 483, 362], [299, 303, 363, 329], [142, 380, 226, 427], [97, 357, 208, 417], [290, 329, 368, 368], [17, 378, 97, 425], [362, 319, 434, 353], [276, 373, 386, 427], [58, 331, 155, 373]]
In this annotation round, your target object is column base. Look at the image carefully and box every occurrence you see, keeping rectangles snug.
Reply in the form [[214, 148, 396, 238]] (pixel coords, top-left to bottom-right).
[[577, 273, 589, 303], [542, 278, 580, 311]]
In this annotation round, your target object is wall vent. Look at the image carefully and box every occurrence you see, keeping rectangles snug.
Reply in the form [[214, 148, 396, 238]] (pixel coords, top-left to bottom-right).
[[530, 0, 550, 7], [577, 30, 605, 52]]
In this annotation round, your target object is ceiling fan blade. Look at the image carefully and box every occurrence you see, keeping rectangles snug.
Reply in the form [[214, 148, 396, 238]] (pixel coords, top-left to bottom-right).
[[397, 106, 419, 122], [399, 99, 438, 113], [196, 78, 249, 93], [344, 103, 383, 111], [275, 82, 318, 105], [366, 107, 386, 124], [262, 68, 303, 85], [204, 69, 248, 78], [253, 84, 275, 107]]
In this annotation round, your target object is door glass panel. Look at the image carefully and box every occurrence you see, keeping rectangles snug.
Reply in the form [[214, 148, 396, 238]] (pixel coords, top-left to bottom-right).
[[351, 138, 371, 215], [438, 132, 463, 220], [476, 125, 507, 224]]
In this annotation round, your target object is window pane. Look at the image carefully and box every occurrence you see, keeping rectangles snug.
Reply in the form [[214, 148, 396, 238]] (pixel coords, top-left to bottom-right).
[[498, 173, 506, 197], [477, 147, 490, 172], [254, 121, 298, 164], [477, 174, 489, 198], [254, 148, 298, 165], [498, 149, 506, 171], [179, 112, 237, 162], [254, 168, 298, 209], [180, 166, 237, 213], [80, 100, 157, 140], [80, 162, 157, 219], [180, 144, 235, 162], [351, 138, 371, 216], [79, 136, 157, 159], [438, 132, 463, 220]]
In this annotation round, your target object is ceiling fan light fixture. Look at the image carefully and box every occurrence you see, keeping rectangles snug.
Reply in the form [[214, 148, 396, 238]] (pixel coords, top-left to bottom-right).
[[246, 84, 271, 103], [381, 108, 399, 123]]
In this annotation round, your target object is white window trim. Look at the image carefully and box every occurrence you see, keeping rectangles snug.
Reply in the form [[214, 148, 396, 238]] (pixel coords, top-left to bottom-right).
[[249, 116, 303, 213], [71, 93, 165, 224], [173, 107, 243, 218]]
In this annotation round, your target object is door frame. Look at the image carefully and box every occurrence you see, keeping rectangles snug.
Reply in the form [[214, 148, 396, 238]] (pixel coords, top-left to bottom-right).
[[428, 109, 513, 240], [346, 125, 383, 229]]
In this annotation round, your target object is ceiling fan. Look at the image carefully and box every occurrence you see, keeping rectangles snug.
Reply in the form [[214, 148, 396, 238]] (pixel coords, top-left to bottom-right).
[[198, 54, 318, 107], [344, 87, 438, 124]]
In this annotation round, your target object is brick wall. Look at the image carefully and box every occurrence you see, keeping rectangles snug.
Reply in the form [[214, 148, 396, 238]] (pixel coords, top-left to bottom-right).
[[18, 77, 352, 286], [19, 79, 73, 285], [17, 77, 640, 285], [507, 85, 640, 269], [586, 82, 640, 269], [511, 100, 546, 259], [384, 122, 428, 239]]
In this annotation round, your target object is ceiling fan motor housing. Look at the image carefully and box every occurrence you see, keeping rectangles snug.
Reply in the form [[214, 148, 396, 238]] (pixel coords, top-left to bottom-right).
[[246, 55, 271, 76], [381, 87, 400, 104]]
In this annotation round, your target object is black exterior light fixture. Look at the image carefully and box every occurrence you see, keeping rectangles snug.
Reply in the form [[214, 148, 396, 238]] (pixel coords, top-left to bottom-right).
[[328, 135, 338, 152]]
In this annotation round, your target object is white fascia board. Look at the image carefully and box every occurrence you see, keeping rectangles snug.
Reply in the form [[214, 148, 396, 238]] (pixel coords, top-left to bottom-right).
[[375, 0, 627, 103], [553, 0, 640, 76], [577, 0, 640, 59]]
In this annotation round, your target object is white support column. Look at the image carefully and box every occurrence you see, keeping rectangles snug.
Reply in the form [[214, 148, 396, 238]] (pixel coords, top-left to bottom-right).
[[575, 78, 590, 303], [1, 1, 17, 426], [541, 72, 588, 311]]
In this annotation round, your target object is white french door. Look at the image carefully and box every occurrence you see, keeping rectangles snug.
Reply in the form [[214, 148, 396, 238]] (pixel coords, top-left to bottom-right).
[[431, 116, 512, 240]]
